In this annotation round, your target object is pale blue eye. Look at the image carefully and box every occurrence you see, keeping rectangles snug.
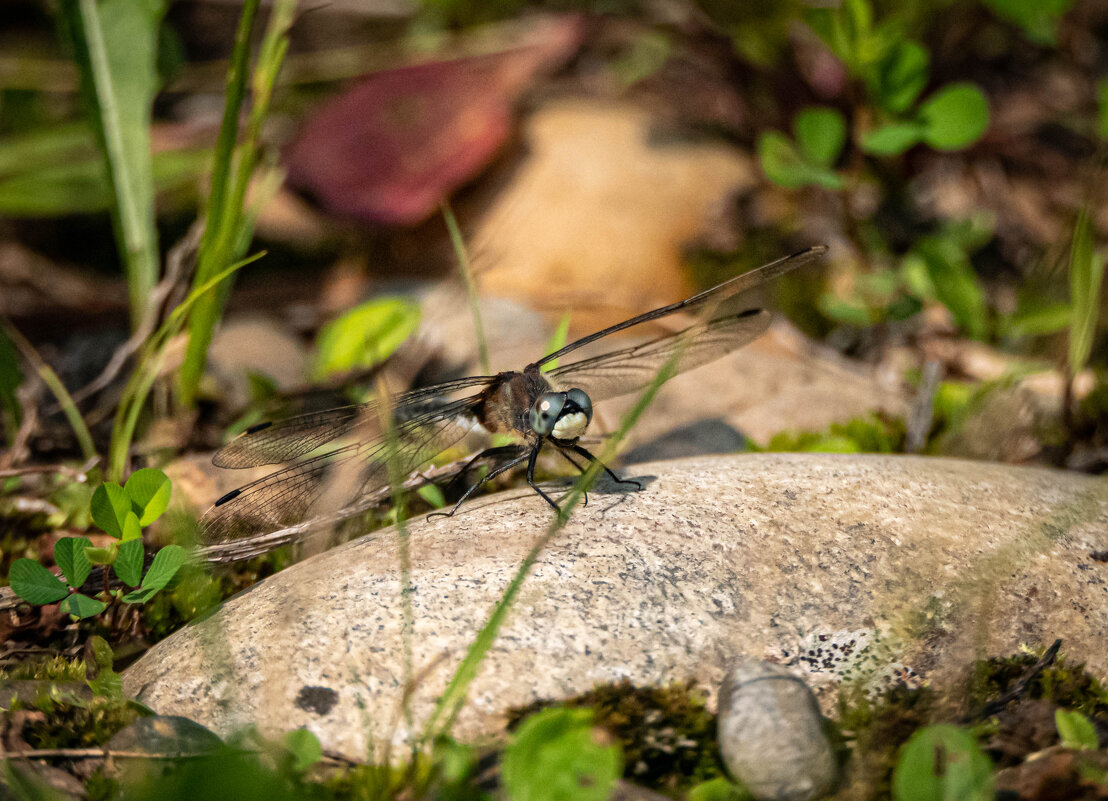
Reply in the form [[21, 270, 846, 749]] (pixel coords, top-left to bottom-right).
[[566, 388, 593, 424], [529, 393, 566, 437]]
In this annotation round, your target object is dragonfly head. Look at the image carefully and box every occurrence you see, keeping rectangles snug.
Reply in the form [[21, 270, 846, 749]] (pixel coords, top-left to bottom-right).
[[529, 388, 593, 441]]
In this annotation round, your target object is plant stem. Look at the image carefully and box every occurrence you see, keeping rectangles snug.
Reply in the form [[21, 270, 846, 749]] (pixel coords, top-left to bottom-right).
[[442, 201, 491, 376]]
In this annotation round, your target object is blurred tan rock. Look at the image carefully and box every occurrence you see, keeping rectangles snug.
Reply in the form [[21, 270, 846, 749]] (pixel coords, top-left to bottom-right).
[[472, 98, 759, 332]]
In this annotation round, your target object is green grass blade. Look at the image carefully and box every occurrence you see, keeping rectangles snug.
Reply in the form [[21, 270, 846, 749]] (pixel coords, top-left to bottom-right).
[[1068, 209, 1105, 376], [443, 201, 490, 376], [56, 0, 166, 331]]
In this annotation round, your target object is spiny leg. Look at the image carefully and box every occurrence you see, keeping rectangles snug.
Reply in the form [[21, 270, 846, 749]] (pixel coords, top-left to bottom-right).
[[526, 446, 562, 513], [570, 444, 643, 491], [445, 444, 525, 492], [428, 450, 529, 518], [553, 447, 591, 507]]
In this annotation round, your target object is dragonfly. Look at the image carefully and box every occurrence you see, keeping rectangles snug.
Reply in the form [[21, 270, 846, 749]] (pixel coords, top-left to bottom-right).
[[200, 246, 826, 548]]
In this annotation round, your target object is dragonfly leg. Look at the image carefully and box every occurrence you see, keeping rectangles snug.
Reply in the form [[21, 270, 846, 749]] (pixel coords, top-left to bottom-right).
[[446, 444, 525, 491], [428, 450, 530, 518], [553, 448, 590, 507], [569, 444, 643, 491], [526, 446, 562, 513]]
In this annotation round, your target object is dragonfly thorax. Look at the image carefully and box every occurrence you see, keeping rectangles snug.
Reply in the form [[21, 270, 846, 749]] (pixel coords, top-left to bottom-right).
[[529, 388, 593, 441]]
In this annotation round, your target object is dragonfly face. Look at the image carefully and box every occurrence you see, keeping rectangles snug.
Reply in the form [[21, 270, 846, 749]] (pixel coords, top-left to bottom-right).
[[200, 246, 827, 552]]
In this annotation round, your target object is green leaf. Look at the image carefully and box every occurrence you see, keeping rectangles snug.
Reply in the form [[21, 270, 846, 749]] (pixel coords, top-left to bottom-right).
[[417, 483, 447, 510], [114, 537, 145, 587], [283, 727, 323, 773], [871, 40, 930, 113], [918, 83, 990, 151], [981, 0, 1073, 44], [56, 0, 169, 329], [60, 593, 107, 619], [84, 544, 118, 565], [861, 122, 926, 155], [90, 482, 130, 538], [1068, 209, 1105, 375], [1056, 708, 1099, 750], [818, 292, 876, 327], [758, 132, 844, 190], [794, 107, 847, 167], [1004, 301, 1072, 338], [892, 725, 993, 801], [54, 536, 93, 588], [85, 635, 123, 699], [121, 544, 186, 602], [313, 297, 421, 380], [9, 559, 69, 604], [688, 777, 754, 801], [502, 707, 622, 801], [121, 511, 143, 542], [124, 467, 171, 525], [916, 237, 989, 340]]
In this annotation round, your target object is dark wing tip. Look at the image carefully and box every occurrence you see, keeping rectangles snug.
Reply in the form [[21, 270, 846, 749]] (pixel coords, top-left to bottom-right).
[[214, 488, 242, 506], [245, 421, 273, 434]]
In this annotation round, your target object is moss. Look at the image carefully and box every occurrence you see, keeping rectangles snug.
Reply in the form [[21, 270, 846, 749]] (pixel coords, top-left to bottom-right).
[[967, 648, 1108, 720], [836, 682, 937, 800], [507, 680, 723, 794], [0, 654, 86, 682]]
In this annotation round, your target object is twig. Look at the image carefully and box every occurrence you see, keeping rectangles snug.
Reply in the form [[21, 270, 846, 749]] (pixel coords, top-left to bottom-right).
[[0, 382, 38, 469], [0, 457, 99, 481], [966, 639, 1063, 721], [905, 359, 943, 453]]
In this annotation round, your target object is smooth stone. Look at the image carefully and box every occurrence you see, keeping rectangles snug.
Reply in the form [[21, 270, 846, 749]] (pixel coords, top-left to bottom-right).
[[123, 454, 1108, 760], [717, 661, 837, 801]]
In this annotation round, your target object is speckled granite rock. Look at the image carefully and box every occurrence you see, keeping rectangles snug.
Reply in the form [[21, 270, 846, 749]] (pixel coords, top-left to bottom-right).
[[124, 454, 1108, 759]]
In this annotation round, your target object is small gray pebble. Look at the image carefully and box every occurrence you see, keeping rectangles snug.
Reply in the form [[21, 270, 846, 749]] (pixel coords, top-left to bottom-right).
[[718, 660, 838, 801]]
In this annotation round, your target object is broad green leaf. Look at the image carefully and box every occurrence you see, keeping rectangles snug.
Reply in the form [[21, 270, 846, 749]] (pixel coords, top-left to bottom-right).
[[502, 707, 621, 801], [124, 467, 171, 525], [918, 83, 990, 151], [85, 635, 123, 699], [283, 727, 323, 773], [1068, 210, 1105, 375], [871, 40, 929, 114], [794, 107, 847, 167], [981, 0, 1073, 44], [916, 237, 989, 340], [56, 0, 169, 328], [54, 536, 93, 588], [0, 124, 96, 179], [861, 122, 925, 155], [60, 593, 107, 619], [9, 559, 69, 604], [121, 511, 143, 542], [758, 132, 844, 190], [313, 297, 421, 380], [84, 544, 118, 565], [893, 725, 993, 801], [122, 544, 186, 603], [114, 537, 145, 587], [1056, 708, 1099, 750], [91, 482, 131, 538]]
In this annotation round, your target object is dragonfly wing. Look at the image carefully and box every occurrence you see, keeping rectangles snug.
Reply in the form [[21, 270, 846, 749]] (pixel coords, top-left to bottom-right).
[[544, 308, 771, 402], [212, 375, 497, 468], [200, 394, 486, 543], [533, 246, 824, 370]]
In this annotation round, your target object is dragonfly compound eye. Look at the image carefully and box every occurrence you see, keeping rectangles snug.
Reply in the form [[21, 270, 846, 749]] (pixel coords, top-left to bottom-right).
[[529, 392, 566, 437]]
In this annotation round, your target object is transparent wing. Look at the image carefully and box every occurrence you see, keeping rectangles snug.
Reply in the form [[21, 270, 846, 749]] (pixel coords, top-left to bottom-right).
[[200, 393, 485, 543], [533, 246, 825, 370], [212, 374, 497, 468], [544, 308, 771, 402]]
